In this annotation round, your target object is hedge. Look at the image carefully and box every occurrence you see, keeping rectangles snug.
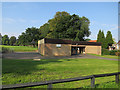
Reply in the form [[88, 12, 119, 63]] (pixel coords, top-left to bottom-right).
[[102, 48, 110, 55]]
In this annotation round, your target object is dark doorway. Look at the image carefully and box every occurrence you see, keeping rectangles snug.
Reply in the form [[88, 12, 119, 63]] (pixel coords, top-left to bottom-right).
[[71, 46, 85, 55]]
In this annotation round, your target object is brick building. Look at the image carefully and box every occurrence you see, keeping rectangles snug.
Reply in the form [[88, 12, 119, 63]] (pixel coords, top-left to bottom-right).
[[38, 38, 101, 56]]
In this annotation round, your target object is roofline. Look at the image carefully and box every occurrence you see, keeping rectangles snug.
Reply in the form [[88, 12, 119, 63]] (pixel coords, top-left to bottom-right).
[[40, 38, 101, 46]]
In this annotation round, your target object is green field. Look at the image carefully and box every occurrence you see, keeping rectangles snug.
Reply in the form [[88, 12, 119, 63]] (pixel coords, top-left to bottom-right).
[[2, 58, 118, 88], [87, 53, 118, 59], [1, 45, 37, 52], [84, 81, 119, 88]]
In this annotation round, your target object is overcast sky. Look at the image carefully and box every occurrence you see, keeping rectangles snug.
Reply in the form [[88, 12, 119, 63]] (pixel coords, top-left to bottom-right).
[[2, 2, 118, 41]]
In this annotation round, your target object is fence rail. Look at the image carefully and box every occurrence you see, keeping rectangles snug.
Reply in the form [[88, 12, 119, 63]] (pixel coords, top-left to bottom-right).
[[2, 72, 120, 89]]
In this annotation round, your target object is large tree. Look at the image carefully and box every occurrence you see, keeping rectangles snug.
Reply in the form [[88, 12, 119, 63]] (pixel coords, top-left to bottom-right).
[[106, 31, 114, 48], [47, 11, 71, 39], [97, 30, 107, 49], [46, 11, 91, 41], [101, 31, 107, 49], [18, 27, 41, 46], [39, 23, 50, 39], [97, 30, 102, 43], [2, 35, 9, 45], [18, 32, 27, 46], [9, 36, 16, 46]]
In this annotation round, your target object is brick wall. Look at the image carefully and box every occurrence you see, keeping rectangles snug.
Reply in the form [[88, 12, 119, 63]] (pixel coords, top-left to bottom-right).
[[38, 39, 101, 56], [38, 43, 44, 55], [85, 45, 101, 55], [38, 39, 45, 55], [44, 44, 71, 56]]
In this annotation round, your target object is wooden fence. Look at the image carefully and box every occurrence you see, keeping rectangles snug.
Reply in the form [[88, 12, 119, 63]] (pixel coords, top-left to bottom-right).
[[2, 72, 120, 89]]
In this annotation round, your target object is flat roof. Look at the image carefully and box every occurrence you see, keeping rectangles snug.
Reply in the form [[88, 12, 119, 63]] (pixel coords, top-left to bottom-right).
[[43, 38, 101, 46]]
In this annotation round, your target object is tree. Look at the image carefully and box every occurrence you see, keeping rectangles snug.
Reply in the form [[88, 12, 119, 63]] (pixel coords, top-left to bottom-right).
[[18, 32, 27, 46], [101, 31, 107, 49], [9, 36, 16, 46], [18, 27, 41, 46], [39, 23, 50, 39], [97, 30, 102, 42], [14, 39, 20, 46], [46, 11, 91, 41], [112, 38, 116, 44], [67, 15, 90, 41], [2, 35, 9, 45], [85, 38, 91, 41], [0, 33, 2, 45], [106, 31, 114, 48], [47, 11, 71, 39], [74, 37, 80, 41], [97, 30, 107, 49]]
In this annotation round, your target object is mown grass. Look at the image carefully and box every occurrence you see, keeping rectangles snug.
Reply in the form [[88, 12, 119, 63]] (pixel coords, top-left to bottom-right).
[[87, 53, 118, 59], [2, 58, 118, 88], [1, 45, 37, 52], [84, 81, 120, 88]]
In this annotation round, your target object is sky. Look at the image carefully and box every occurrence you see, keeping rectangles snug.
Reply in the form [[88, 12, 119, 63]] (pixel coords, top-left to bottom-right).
[[1, 2, 118, 41]]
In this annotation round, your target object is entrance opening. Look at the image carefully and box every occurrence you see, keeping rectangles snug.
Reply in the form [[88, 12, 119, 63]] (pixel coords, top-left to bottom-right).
[[71, 46, 85, 55]]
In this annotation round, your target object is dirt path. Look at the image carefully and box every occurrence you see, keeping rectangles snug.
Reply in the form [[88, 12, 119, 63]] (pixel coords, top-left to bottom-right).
[[2, 52, 118, 61]]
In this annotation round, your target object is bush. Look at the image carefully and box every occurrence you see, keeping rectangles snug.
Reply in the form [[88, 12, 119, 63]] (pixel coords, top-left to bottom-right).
[[109, 50, 117, 55], [0, 47, 14, 53], [102, 48, 110, 55]]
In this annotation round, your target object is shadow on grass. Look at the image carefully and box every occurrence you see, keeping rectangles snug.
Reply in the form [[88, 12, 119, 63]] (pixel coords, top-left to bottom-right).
[[2, 58, 78, 76], [2, 58, 64, 75]]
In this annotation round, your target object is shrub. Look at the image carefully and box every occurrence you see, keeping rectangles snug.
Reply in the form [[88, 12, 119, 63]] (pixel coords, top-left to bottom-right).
[[0, 47, 14, 53], [109, 50, 117, 55], [102, 48, 110, 55]]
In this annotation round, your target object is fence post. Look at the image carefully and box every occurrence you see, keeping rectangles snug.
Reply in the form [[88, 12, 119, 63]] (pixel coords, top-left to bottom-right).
[[115, 74, 119, 84], [48, 83, 52, 90], [91, 76, 95, 88]]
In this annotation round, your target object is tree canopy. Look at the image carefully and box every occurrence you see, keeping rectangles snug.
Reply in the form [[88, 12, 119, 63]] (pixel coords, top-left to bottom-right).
[[2, 35, 9, 45], [46, 11, 91, 41], [18, 27, 41, 46], [97, 30, 113, 49], [39, 23, 50, 39], [9, 36, 16, 45], [11, 11, 91, 46], [0, 11, 115, 48], [106, 31, 114, 47]]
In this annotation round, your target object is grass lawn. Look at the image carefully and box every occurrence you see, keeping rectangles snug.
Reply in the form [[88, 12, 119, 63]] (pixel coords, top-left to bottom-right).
[[1, 45, 37, 52], [87, 53, 118, 59], [84, 81, 120, 88], [2, 58, 118, 88]]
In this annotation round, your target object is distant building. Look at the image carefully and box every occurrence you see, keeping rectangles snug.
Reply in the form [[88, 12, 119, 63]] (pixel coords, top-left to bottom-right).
[[88, 40, 97, 42], [117, 40, 120, 50], [109, 40, 120, 50], [38, 38, 101, 56]]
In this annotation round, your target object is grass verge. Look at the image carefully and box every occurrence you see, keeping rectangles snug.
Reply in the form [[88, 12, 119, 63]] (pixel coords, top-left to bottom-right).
[[1, 45, 37, 52], [2, 58, 118, 88], [87, 53, 118, 59]]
